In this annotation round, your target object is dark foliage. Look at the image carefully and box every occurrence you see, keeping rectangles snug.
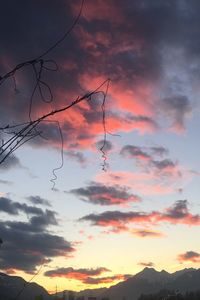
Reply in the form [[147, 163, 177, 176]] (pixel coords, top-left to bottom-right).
[[138, 289, 200, 300]]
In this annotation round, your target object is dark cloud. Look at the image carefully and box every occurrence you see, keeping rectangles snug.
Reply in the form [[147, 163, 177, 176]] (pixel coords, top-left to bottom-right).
[[165, 200, 189, 219], [65, 150, 86, 164], [0, 197, 44, 216], [161, 95, 191, 131], [0, 154, 21, 171], [120, 145, 151, 160], [0, 199, 57, 233], [138, 262, 155, 267], [120, 144, 180, 180], [0, 220, 74, 272], [70, 182, 141, 205], [80, 210, 149, 229], [27, 195, 51, 207], [95, 140, 113, 152], [120, 144, 170, 164], [6, 209, 58, 233], [0, 197, 75, 272], [0, 198, 74, 272], [0, 0, 89, 150], [178, 251, 200, 263], [0, 197, 18, 215], [151, 159, 176, 171], [82, 274, 131, 285], [44, 267, 110, 278], [150, 146, 168, 157]]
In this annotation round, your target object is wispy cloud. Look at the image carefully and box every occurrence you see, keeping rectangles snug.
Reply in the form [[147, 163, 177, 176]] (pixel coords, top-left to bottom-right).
[[161, 95, 192, 132], [0, 154, 21, 171], [65, 150, 87, 165], [27, 195, 51, 207], [0, 179, 12, 185]]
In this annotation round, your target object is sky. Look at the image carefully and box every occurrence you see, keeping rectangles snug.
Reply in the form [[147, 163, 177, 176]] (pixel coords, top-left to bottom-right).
[[0, 0, 200, 293]]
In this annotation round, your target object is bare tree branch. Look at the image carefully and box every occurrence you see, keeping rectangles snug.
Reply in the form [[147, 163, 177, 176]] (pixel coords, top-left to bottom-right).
[[0, 0, 111, 185]]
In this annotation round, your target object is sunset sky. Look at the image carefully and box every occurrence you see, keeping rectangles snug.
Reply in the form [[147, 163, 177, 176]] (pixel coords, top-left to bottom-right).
[[0, 0, 200, 293]]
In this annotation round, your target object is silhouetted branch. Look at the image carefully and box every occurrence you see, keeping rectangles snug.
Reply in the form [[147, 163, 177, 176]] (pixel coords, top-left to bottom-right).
[[0, 0, 111, 193], [0, 1, 112, 299], [0, 79, 111, 179]]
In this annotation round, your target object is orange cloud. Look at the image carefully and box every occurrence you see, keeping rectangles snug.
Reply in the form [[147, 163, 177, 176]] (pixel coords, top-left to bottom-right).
[[5, 269, 16, 275], [45, 267, 110, 279], [45, 266, 131, 286], [80, 200, 200, 235]]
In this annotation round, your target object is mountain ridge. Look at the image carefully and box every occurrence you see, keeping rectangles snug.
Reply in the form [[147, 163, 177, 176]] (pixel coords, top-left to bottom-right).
[[0, 272, 51, 300], [0, 267, 200, 300], [56, 267, 200, 300]]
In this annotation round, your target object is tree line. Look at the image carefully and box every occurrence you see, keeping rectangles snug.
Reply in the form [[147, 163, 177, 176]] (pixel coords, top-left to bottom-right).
[[138, 289, 200, 300]]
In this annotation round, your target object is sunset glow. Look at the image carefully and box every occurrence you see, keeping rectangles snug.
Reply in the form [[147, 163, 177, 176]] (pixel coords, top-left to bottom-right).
[[0, 0, 200, 295]]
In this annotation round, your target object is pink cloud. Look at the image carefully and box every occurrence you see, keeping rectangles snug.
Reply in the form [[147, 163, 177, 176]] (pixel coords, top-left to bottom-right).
[[79, 73, 156, 119], [71, 0, 124, 23], [96, 171, 175, 196]]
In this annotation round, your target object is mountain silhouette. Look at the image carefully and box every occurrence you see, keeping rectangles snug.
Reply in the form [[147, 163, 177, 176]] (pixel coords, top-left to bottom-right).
[[0, 272, 51, 300], [1, 268, 200, 300], [101, 267, 200, 300]]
